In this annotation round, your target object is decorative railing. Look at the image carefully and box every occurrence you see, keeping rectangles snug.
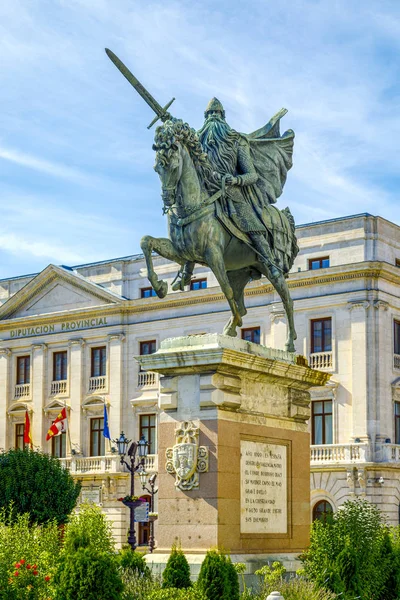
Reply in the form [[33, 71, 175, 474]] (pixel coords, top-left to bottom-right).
[[311, 443, 371, 464], [14, 383, 30, 399], [59, 454, 158, 474], [138, 371, 158, 387], [394, 354, 400, 370], [51, 380, 67, 395], [309, 351, 333, 370], [375, 444, 400, 463], [88, 376, 107, 393], [143, 454, 158, 472]]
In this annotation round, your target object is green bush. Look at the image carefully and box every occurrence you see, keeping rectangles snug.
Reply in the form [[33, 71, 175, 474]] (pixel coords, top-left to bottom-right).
[[121, 569, 157, 600], [62, 502, 115, 554], [226, 555, 240, 600], [198, 549, 233, 600], [118, 547, 152, 579], [278, 577, 338, 600], [54, 546, 123, 600], [162, 543, 192, 589], [0, 449, 80, 525], [301, 498, 397, 600], [146, 587, 205, 600], [0, 508, 61, 599], [254, 561, 286, 597]]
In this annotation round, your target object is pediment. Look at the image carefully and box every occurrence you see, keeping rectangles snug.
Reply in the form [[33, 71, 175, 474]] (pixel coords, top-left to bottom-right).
[[0, 265, 123, 320]]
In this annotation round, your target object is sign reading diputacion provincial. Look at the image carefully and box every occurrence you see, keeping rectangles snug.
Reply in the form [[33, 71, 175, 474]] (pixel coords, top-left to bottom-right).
[[240, 440, 287, 534]]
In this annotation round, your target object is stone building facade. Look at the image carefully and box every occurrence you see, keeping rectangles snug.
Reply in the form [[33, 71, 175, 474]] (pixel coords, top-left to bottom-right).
[[0, 212, 399, 545]]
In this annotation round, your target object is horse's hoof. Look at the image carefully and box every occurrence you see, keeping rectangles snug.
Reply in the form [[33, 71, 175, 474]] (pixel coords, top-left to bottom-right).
[[223, 325, 238, 337], [155, 280, 168, 298], [171, 281, 184, 292], [285, 342, 296, 353]]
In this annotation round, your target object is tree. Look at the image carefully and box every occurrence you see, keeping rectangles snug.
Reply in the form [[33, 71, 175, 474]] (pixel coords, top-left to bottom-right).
[[197, 549, 229, 600], [162, 544, 192, 589], [0, 449, 81, 525], [301, 498, 397, 600]]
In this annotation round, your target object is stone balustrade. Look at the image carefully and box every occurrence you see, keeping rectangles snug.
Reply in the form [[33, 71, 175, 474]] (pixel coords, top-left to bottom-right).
[[311, 443, 371, 464], [14, 383, 30, 398], [137, 371, 158, 387], [88, 375, 107, 392], [51, 380, 67, 395], [375, 443, 400, 463], [59, 453, 158, 474], [309, 351, 333, 370]]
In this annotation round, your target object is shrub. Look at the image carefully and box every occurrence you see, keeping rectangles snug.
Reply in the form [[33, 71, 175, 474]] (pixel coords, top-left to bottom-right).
[[279, 577, 338, 600], [255, 561, 286, 597], [62, 502, 115, 554], [301, 498, 396, 600], [54, 546, 123, 600], [162, 543, 192, 589], [146, 587, 206, 600], [0, 449, 80, 525], [118, 547, 152, 579], [7, 558, 53, 600], [198, 549, 232, 600], [226, 555, 240, 600], [121, 569, 157, 600], [0, 508, 61, 599]]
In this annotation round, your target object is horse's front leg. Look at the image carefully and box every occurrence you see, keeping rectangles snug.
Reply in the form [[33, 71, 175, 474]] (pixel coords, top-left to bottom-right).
[[140, 235, 183, 299]]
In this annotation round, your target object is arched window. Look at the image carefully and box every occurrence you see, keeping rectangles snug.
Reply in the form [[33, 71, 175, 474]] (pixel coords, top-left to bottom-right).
[[313, 500, 333, 522]]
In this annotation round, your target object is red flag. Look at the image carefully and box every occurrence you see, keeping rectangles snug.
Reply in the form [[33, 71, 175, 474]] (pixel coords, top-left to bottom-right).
[[46, 408, 68, 441], [23, 411, 33, 448]]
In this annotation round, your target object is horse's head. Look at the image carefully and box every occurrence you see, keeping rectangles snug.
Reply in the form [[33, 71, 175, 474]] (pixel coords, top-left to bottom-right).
[[153, 122, 183, 213]]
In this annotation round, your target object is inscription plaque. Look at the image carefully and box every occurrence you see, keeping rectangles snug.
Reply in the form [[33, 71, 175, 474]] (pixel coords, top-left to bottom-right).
[[80, 487, 102, 505], [240, 440, 287, 534]]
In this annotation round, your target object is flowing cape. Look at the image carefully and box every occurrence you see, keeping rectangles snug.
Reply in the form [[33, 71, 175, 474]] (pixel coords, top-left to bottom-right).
[[244, 107, 294, 205]]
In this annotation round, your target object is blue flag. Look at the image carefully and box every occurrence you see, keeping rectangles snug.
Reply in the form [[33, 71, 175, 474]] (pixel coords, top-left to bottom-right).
[[103, 404, 111, 440]]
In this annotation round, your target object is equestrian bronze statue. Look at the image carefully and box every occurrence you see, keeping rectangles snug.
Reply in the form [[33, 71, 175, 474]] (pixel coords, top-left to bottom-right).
[[106, 49, 299, 351]]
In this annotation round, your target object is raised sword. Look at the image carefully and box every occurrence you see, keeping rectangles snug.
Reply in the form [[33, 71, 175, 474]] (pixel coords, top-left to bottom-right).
[[105, 48, 175, 129]]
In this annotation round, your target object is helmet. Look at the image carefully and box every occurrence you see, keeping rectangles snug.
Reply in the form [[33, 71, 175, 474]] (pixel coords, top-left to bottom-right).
[[204, 97, 225, 119]]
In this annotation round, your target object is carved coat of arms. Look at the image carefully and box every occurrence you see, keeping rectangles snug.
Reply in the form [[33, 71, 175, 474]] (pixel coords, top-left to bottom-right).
[[165, 421, 208, 491]]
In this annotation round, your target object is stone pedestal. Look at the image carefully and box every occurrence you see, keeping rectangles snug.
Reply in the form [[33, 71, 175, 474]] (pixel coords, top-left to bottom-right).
[[137, 334, 329, 574]]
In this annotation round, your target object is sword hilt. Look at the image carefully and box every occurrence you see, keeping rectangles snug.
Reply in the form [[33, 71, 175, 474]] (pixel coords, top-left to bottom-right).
[[147, 98, 175, 129]]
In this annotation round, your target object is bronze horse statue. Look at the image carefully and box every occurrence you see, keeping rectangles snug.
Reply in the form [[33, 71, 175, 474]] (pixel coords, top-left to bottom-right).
[[140, 119, 298, 352]]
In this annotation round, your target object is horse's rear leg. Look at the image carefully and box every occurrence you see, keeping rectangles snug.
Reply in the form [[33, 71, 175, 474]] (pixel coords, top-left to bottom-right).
[[205, 248, 243, 336], [140, 235, 183, 299]]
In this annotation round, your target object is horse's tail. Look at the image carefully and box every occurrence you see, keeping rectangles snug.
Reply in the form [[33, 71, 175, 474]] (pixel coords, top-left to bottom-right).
[[281, 207, 299, 276]]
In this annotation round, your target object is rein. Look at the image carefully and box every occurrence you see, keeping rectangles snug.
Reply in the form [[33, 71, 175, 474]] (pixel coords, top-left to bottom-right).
[[168, 188, 222, 227]]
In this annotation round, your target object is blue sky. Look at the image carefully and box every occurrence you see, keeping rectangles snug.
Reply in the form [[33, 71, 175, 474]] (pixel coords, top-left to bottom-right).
[[0, 0, 399, 278]]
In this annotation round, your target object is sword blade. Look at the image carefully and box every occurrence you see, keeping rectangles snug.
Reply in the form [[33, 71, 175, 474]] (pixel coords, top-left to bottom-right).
[[105, 48, 164, 117]]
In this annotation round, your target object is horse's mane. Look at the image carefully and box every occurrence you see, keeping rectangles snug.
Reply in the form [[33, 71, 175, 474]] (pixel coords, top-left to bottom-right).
[[153, 119, 217, 193]]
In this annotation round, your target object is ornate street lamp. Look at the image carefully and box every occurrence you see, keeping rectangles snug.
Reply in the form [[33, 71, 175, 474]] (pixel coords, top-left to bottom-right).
[[113, 432, 149, 551], [140, 470, 159, 553]]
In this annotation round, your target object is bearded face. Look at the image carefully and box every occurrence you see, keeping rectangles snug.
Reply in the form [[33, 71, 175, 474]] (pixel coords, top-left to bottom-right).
[[198, 112, 238, 176]]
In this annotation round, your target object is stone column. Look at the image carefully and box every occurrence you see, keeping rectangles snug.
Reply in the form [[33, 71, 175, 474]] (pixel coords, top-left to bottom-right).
[[32, 344, 47, 446], [69, 338, 85, 454], [348, 301, 370, 442], [107, 334, 125, 443], [373, 300, 391, 443], [270, 309, 287, 351], [0, 348, 11, 448], [138, 334, 329, 569]]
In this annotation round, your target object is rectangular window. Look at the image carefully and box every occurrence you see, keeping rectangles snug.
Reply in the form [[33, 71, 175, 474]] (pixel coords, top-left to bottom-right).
[[17, 356, 30, 385], [140, 340, 157, 356], [395, 402, 400, 444], [91, 347, 106, 377], [53, 351, 68, 381], [395, 321, 400, 355], [312, 400, 333, 445], [308, 257, 330, 270], [141, 287, 157, 298], [241, 327, 261, 344], [90, 418, 105, 456], [140, 414, 157, 455], [190, 279, 207, 290], [15, 423, 25, 450], [311, 318, 332, 353], [52, 432, 66, 458]]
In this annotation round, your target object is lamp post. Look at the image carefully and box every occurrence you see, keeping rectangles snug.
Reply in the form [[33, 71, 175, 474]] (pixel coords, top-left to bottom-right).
[[114, 431, 149, 551], [139, 470, 159, 553]]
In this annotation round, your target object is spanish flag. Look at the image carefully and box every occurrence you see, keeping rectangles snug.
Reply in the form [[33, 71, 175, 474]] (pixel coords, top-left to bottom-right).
[[46, 407, 68, 441], [23, 410, 33, 448]]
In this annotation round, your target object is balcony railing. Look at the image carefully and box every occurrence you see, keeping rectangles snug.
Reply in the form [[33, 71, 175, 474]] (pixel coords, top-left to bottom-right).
[[14, 383, 30, 399], [311, 443, 371, 464], [375, 443, 400, 463], [88, 376, 107, 393], [394, 354, 400, 370], [309, 351, 333, 370], [51, 380, 67, 395], [59, 454, 158, 474], [138, 371, 158, 387]]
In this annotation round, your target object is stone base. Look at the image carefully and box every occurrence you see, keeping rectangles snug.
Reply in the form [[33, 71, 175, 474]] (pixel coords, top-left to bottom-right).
[[137, 334, 329, 558]]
